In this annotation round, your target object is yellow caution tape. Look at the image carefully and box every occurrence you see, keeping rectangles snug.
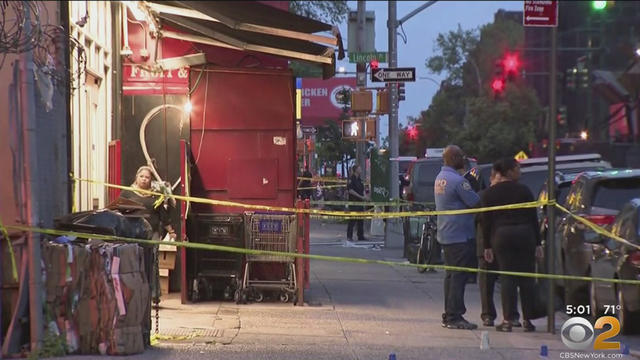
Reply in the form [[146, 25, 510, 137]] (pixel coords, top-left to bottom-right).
[[297, 176, 347, 184], [73, 177, 544, 219], [0, 218, 18, 281], [297, 184, 346, 190], [7, 224, 640, 286], [311, 200, 435, 207], [554, 203, 640, 251]]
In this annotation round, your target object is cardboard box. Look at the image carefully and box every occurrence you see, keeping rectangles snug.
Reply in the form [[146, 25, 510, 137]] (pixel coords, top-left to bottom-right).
[[158, 250, 176, 270], [159, 268, 169, 295]]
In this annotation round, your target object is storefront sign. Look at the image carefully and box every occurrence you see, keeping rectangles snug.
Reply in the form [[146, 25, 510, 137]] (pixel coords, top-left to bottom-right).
[[122, 64, 190, 95]]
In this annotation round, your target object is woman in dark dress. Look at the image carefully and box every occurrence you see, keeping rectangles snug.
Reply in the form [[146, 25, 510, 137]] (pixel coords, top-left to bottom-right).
[[481, 158, 543, 332]]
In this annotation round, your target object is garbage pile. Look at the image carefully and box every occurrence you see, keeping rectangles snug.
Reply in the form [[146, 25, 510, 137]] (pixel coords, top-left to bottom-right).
[[42, 209, 153, 355]]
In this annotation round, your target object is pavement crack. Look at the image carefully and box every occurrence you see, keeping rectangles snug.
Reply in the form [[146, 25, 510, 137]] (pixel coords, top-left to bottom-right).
[[315, 271, 359, 360]]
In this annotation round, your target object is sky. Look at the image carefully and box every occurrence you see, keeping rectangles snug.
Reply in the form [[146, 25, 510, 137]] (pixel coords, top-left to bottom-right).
[[336, 1, 522, 138]]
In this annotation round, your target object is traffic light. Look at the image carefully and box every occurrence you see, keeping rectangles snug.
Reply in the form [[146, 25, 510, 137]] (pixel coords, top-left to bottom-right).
[[342, 119, 363, 139], [406, 125, 418, 140], [491, 78, 505, 96], [565, 68, 577, 90], [370, 59, 379, 70], [503, 53, 521, 78], [592, 1, 608, 10], [398, 82, 406, 101], [491, 60, 505, 98], [557, 105, 567, 126]]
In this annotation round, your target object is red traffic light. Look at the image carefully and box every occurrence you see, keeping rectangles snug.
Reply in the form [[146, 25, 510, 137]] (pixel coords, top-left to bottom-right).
[[407, 125, 418, 140], [370, 59, 379, 70], [502, 53, 521, 75], [491, 78, 505, 92]]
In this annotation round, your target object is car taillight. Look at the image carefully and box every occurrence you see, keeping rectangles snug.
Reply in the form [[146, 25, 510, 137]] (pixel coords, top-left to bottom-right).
[[629, 251, 640, 267], [584, 215, 616, 226]]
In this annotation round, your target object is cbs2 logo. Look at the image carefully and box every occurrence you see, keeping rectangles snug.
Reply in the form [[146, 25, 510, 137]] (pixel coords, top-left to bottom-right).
[[561, 316, 621, 351]]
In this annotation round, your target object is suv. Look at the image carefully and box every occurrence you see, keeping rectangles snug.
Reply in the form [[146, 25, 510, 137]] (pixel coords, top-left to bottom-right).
[[518, 153, 611, 195], [557, 169, 640, 306], [403, 157, 477, 205]]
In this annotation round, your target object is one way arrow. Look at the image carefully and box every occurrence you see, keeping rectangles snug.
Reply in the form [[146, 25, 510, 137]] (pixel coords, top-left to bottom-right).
[[374, 70, 385, 81], [526, 16, 549, 21]]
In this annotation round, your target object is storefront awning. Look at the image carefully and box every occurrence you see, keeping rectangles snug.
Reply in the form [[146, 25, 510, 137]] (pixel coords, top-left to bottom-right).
[[145, 1, 344, 78]]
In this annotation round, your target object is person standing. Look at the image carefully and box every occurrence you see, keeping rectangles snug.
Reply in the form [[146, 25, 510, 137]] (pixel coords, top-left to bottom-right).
[[476, 169, 520, 327], [347, 164, 367, 241], [118, 165, 176, 348], [434, 145, 480, 330], [297, 166, 313, 200], [481, 158, 543, 332]]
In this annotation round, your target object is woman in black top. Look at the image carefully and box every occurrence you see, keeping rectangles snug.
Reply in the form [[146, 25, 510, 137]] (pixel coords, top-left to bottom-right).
[[481, 158, 543, 332], [119, 165, 176, 240]]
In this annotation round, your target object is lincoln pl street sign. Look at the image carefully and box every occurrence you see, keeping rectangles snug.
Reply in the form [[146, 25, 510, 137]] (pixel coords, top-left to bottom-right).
[[348, 51, 388, 64], [371, 67, 416, 83], [523, 0, 558, 27]]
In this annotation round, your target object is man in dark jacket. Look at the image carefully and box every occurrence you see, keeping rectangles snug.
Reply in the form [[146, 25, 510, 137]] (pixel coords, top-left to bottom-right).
[[347, 164, 367, 241]]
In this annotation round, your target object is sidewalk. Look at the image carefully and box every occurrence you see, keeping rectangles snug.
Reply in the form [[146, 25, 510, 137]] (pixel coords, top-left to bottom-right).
[[55, 219, 640, 359]]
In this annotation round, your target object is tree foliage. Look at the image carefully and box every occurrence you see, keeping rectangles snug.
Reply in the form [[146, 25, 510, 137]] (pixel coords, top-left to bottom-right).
[[426, 24, 479, 86], [289, 1, 349, 25], [416, 17, 541, 162]]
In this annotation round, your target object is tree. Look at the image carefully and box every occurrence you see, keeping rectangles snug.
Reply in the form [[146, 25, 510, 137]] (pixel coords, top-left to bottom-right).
[[426, 24, 480, 92], [420, 17, 540, 162], [289, 1, 349, 24], [315, 119, 355, 177]]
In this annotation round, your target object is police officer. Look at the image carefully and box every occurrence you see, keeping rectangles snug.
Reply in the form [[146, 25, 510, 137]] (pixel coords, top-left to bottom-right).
[[347, 164, 367, 241], [434, 145, 479, 330]]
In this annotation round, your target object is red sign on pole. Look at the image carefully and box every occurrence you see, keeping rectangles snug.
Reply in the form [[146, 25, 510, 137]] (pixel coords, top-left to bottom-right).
[[523, 0, 558, 27]]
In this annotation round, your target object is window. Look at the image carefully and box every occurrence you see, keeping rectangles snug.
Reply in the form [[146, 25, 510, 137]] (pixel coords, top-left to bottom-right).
[[591, 178, 640, 211]]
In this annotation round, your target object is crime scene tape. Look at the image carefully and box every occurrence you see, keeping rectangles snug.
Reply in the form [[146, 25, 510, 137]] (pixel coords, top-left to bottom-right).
[[297, 177, 347, 184], [297, 184, 346, 190], [6, 223, 640, 286], [74, 177, 544, 219], [310, 200, 435, 207], [0, 218, 18, 281], [555, 203, 640, 251]]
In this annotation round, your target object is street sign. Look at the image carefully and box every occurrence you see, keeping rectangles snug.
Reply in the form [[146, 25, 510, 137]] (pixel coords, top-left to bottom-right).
[[523, 0, 558, 27], [514, 151, 529, 161], [371, 67, 416, 83], [301, 126, 317, 135], [348, 51, 388, 64]]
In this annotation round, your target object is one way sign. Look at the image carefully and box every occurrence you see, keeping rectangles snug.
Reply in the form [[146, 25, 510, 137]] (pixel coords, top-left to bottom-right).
[[371, 67, 416, 83]]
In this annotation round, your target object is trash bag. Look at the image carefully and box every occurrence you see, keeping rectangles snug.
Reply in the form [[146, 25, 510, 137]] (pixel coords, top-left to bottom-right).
[[54, 209, 152, 240]]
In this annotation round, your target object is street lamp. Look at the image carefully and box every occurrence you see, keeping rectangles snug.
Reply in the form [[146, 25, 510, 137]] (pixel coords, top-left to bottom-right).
[[580, 130, 588, 140]]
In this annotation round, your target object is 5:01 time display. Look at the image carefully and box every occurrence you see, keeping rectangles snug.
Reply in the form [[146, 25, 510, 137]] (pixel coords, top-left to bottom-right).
[[565, 305, 591, 315]]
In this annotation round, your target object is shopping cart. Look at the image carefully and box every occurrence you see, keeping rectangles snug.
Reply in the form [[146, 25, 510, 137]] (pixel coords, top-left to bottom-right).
[[237, 212, 298, 304]]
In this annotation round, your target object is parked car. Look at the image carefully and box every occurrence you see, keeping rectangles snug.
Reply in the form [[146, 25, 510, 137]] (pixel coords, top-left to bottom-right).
[[557, 169, 640, 307], [518, 153, 611, 196], [590, 198, 640, 334]]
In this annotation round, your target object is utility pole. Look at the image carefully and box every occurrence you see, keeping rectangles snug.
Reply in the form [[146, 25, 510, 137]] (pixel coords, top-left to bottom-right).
[[547, 25, 558, 335], [388, 0, 399, 203], [21, 0, 43, 350], [356, 1, 367, 177]]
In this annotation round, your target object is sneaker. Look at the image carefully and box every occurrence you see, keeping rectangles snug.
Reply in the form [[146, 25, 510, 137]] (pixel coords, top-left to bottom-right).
[[482, 318, 495, 327], [446, 318, 478, 330], [495, 321, 512, 332], [510, 320, 522, 328], [441, 320, 448, 328], [523, 320, 535, 332]]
